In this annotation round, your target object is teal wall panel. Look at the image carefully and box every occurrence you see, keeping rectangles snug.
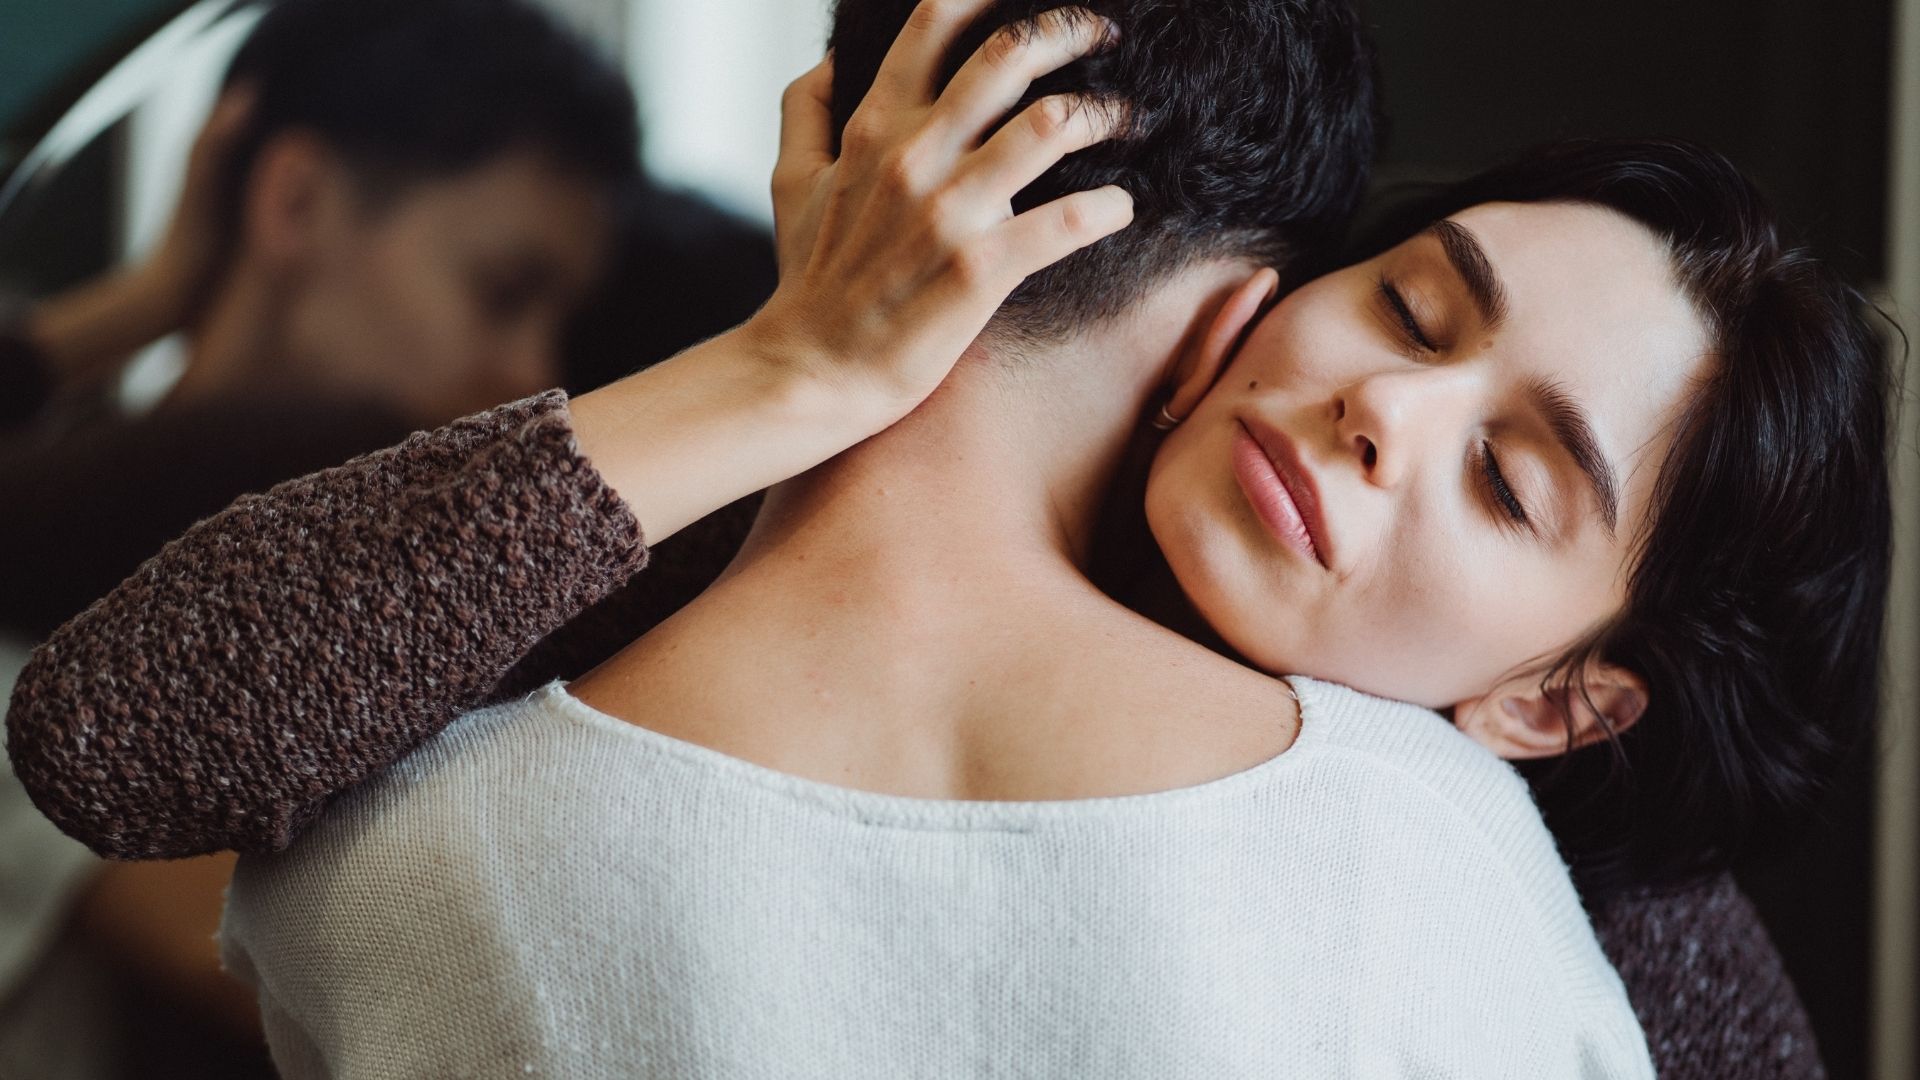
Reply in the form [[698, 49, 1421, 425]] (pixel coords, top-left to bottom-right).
[[0, 0, 181, 132]]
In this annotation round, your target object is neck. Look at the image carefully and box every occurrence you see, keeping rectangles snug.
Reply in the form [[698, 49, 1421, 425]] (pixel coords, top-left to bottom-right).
[[732, 266, 1251, 608], [568, 264, 1304, 795]]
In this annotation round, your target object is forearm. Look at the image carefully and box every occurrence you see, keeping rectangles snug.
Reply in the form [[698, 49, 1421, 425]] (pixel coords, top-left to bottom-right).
[[4, 322, 865, 859], [6, 392, 647, 859], [21, 264, 184, 388], [569, 319, 896, 544], [19, 86, 252, 395], [493, 496, 759, 700]]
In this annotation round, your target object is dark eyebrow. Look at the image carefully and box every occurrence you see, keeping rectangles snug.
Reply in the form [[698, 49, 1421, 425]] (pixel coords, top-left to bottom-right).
[[1426, 220, 1509, 332], [1524, 376, 1619, 537]]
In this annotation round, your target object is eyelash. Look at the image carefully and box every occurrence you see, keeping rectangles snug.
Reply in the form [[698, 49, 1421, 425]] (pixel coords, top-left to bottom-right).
[[1376, 275, 1436, 352], [1377, 274, 1530, 530], [1478, 440, 1529, 527]]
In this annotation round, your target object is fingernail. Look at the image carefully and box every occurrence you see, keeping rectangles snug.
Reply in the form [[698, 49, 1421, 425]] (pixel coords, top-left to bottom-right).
[[1100, 18, 1122, 46]]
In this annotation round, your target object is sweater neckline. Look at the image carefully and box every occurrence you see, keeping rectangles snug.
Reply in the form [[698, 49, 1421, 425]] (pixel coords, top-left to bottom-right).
[[532, 677, 1322, 828]]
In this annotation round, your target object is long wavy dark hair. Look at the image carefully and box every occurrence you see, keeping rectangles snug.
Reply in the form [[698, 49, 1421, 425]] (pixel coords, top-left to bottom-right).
[[1359, 139, 1895, 900]]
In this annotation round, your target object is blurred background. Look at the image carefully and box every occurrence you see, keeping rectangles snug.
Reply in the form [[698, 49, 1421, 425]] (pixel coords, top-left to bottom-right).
[[0, 1, 1914, 1077]]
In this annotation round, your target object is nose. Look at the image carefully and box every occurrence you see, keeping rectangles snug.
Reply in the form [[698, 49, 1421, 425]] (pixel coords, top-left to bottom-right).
[[1333, 368, 1477, 489]]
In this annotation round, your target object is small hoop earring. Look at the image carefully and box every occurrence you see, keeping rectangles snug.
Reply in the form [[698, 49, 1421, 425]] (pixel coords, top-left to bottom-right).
[[1149, 403, 1183, 432]]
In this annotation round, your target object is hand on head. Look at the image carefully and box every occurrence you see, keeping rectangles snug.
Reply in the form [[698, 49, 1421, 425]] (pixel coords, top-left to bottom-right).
[[136, 85, 258, 333], [563, 2, 1145, 546], [749, 1, 1135, 422], [19, 86, 258, 391]]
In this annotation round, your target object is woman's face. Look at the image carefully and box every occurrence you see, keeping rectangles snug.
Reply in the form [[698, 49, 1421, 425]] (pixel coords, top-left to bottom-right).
[[1145, 201, 1713, 709], [282, 149, 610, 423]]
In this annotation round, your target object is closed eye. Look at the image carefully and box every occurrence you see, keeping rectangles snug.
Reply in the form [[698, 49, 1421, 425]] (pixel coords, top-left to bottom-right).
[[1376, 275, 1436, 352], [1477, 440, 1530, 528]]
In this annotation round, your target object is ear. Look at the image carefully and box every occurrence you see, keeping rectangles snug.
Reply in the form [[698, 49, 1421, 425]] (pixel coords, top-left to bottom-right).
[[1159, 266, 1280, 422], [1453, 662, 1647, 761], [239, 131, 356, 273]]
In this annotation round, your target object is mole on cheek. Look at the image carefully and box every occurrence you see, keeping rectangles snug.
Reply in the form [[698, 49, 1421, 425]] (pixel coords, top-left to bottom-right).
[[1249, 381, 1259, 390]]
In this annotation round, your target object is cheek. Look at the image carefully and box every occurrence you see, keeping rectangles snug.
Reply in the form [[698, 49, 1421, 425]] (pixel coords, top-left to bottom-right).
[[1328, 526, 1621, 707], [1222, 279, 1374, 392], [1324, 533, 1507, 705], [358, 242, 494, 366], [1146, 451, 1494, 706]]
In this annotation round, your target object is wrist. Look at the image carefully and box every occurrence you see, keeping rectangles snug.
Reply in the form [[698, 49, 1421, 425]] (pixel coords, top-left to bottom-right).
[[567, 320, 903, 546], [25, 263, 182, 382], [736, 302, 921, 430], [712, 319, 907, 456]]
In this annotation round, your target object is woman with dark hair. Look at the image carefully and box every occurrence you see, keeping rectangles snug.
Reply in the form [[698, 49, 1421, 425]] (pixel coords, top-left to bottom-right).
[[1136, 138, 1892, 900], [9, 1, 1888, 1076]]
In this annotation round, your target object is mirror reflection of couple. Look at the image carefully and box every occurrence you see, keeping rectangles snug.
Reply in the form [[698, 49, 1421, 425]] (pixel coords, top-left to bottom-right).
[[11, 0, 1887, 1076]]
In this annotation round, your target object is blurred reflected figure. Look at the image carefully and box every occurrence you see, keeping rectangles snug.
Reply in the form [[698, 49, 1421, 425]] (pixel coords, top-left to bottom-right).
[[0, 1, 638, 1076], [0, 0, 639, 640], [174, 0, 634, 422]]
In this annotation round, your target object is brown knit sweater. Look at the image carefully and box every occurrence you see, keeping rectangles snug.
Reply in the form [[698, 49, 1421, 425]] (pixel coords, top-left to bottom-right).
[[3, 390, 1825, 1078]]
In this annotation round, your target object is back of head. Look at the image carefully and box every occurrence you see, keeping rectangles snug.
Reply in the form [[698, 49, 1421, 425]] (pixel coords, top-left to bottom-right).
[[222, 0, 639, 211], [1362, 139, 1895, 898], [827, 0, 1380, 341]]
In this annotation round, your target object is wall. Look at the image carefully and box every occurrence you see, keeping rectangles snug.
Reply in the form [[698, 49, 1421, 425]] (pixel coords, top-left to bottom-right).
[[625, 0, 830, 222], [1875, 0, 1920, 1075], [0, 0, 178, 140]]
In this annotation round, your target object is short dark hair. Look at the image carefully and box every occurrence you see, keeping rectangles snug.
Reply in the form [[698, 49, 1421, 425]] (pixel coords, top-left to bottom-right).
[[1361, 139, 1895, 900], [221, 0, 639, 211], [827, 0, 1380, 340]]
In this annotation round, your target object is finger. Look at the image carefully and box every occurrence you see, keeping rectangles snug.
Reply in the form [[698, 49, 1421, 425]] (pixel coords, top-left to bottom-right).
[[775, 54, 837, 182], [956, 94, 1127, 201], [987, 184, 1133, 286], [931, 8, 1119, 146], [867, 0, 997, 107]]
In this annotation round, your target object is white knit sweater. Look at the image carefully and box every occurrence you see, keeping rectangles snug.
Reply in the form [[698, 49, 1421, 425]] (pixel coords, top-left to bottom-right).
[[220, 676, 1654, 1079]]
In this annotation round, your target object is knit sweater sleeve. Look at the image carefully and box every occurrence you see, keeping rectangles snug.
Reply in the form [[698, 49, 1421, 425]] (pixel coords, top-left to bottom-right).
[[5, 390, 664, 860], [1592, 875, 1826, 1079]]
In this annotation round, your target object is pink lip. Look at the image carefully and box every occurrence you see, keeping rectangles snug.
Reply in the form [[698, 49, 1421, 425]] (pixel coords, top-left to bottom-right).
[[1231, 419, 1332, 570]]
